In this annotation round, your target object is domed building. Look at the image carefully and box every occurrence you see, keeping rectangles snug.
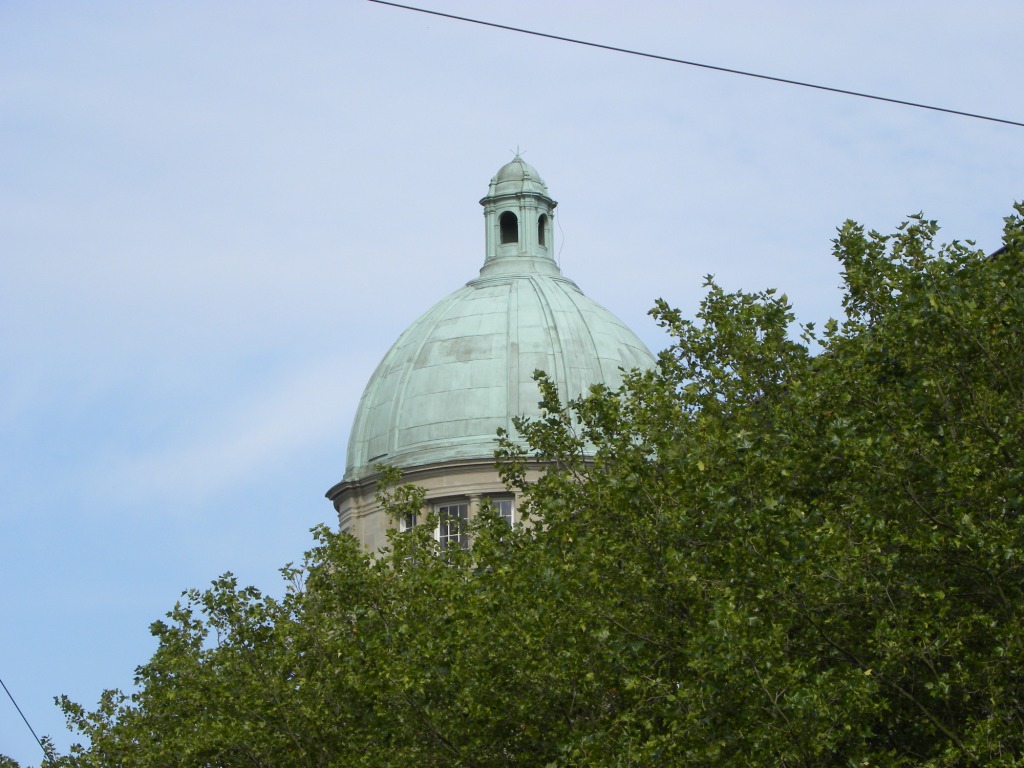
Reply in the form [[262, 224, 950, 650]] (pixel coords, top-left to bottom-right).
[[327, 157, 655, 550]]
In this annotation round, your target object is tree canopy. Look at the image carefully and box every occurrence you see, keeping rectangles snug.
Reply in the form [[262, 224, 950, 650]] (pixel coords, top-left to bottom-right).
[[35, 205, 1024, 767]]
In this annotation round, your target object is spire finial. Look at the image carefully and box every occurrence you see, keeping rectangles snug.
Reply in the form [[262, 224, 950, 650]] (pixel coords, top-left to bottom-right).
[[510, 145, 527, 160]]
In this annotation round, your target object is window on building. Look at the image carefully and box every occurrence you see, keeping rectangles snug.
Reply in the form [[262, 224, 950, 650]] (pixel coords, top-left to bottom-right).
[[480, 496, 515, 526], [494, 498, 514, 526], [436, 502, 469, 550], [398, 512, 417, 533], [499, 211, 518, 244], [538, 214, 547, 246]]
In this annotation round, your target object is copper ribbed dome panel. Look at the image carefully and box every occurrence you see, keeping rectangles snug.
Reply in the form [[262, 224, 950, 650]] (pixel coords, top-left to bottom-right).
[[342, 159, 655, 481]]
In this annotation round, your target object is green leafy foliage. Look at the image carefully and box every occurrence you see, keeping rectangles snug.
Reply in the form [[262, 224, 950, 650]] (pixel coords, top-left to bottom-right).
[[44, 206, 1024, 767]]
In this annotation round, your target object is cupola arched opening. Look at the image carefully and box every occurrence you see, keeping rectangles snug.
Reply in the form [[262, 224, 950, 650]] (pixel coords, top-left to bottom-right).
[[499, 211, 518, 244], [538, 214, 548, 246]]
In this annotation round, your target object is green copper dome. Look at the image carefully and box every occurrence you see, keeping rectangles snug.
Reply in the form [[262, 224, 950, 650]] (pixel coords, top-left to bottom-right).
[[343, 159, 655, 481], [487, 155, 549, 197]]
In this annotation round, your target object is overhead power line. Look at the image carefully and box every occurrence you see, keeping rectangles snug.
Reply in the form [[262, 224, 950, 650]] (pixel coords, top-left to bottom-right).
[[1, 674, 45, 756], [368, 0, 1024, 129]]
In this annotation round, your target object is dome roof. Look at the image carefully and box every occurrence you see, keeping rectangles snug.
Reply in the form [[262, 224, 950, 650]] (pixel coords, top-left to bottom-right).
[[485, 155, 549, 198], [342, 161, 655, 481]]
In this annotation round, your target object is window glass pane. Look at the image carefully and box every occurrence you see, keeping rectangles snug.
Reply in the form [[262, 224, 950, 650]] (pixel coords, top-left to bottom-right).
[[495, 499, 514, 525], [436, 503, 468, 549]]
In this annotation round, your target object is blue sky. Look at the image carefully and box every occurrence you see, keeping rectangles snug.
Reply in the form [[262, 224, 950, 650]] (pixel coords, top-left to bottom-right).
[[1, 2, 1021, 764]]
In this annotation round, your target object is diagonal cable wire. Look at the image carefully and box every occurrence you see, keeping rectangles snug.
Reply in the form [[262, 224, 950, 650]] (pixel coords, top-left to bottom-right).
[[1, 674, 45, 755], [368, 0, 1024, 129]]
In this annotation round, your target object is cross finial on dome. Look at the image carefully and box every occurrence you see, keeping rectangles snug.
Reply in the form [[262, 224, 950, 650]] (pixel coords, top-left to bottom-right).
[[510, 145, 527, 160]]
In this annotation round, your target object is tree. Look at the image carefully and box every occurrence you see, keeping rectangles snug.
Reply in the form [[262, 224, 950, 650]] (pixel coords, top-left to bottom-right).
[[44, 206, 1024, 767]]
